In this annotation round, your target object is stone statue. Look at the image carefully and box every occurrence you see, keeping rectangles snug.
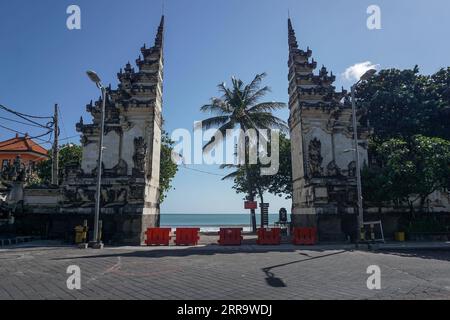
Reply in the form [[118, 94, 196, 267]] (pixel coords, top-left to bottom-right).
[[308, 138, 323, 177], [133, 137, 146, 175], [327, 160, 340, 177], [112, 159, 128, 176], [348, 161, 356, 177]]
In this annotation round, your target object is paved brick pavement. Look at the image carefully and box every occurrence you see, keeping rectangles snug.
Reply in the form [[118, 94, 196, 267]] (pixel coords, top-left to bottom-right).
[[1, 241, 450, 300]]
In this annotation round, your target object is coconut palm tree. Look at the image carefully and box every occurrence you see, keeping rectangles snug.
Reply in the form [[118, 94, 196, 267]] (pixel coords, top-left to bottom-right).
[[200, 73, 288, 232]]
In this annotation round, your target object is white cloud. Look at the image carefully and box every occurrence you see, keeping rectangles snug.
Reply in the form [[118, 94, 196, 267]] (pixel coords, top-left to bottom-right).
[[342, 61, 380, 82]]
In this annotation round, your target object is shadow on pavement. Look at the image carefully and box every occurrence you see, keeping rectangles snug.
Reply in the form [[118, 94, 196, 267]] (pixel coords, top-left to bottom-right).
[[51, 244, 350, 261], [262, 250, 348, 288]]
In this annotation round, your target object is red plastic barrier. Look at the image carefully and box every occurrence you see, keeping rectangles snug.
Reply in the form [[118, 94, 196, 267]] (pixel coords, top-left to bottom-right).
[[257, 228, 281, 245], [145, 228, 172, 246], [292, 228, 317, 245], [175, 228, 200, 246], [218, 228, 243, 246]]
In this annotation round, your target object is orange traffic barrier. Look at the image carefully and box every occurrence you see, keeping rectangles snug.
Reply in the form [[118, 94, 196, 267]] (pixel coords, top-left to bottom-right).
[[174, 228, 200, 246], [218, 228, 243, 246], [145, 228, 172, 246], [257, 228, 281, 245], [292, 228, 317, 245]]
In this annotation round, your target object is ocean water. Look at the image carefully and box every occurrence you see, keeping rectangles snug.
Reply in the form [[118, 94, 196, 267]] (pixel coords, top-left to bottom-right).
[[160, 214, 280, 232]]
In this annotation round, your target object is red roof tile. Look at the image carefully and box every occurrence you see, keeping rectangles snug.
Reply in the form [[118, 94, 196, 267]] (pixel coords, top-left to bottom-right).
[[0, 134, 48, 156]]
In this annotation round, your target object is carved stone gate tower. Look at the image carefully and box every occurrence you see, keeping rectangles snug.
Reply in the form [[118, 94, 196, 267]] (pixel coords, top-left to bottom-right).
[[61, 17, 165, 244], [288, 19, 370, 240]]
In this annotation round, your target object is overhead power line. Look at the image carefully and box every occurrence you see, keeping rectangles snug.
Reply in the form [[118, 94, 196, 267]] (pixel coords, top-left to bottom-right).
[[0, 104, 54, 120], [180, 165, 226, 177], [0, 116, 48, 129], [0, 104, 54, 129]]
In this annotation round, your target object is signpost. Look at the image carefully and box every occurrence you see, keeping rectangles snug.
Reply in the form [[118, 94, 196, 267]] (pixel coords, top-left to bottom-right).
[[244, 201, 257, 210], [260, 203, 269, 228]]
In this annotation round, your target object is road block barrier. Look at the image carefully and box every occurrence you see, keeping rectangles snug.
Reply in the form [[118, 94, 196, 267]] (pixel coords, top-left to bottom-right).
[[174, 228, 200, 246], [257, 228, 281, 245], [292, 228, 317, 245], [218, 228, 243, 246], [145, 228, 172, 246]]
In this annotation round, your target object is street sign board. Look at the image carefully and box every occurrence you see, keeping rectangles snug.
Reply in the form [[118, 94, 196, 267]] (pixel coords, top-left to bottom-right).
[[244, 201, 257, 210]]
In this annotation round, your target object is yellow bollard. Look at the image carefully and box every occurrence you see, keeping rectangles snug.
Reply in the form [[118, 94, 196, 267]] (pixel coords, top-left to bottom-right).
[[74, 226, 84, 244], [75, 220, 89, 244], [395, 232, 405, 242]]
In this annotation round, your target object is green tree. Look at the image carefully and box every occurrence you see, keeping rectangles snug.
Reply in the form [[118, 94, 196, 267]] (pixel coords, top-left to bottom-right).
[[267, 133, 292, 199], [200, 73, 288, 231], [36, 144, 82, 185], [222, 163, 271, 228], [363, 136, 450, 214], [357, 66, 450, 142], [221, 134, 292, 228], [356, 66, 450, 217], [159, 131, 178, 204]]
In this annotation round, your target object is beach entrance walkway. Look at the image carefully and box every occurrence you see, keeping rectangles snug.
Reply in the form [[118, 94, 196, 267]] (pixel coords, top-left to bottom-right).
[[1, 241, 450, 300]]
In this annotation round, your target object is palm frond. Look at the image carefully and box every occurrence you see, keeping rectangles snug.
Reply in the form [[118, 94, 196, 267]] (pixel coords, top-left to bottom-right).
[[245, 86, 271, 106], [202, 116, 230, 130], [200, 98, 232, 115], [218, 82, 234, 103], [248, 102, 287, 113], [246, 112, 289, 132], [221, 170, 239, 181], [245, 73, 267, 96], [203, 120, 235, 151], [220, 164, 239, 169]]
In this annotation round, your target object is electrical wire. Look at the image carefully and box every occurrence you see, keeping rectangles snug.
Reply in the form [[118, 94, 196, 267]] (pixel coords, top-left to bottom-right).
[[179, 164, 226, 177], [59, 135, 80, 142], [0, 104, 54, 120], [0, 116, 48, 129], [0, 104, 54, 129], [0, 124, 52, 145], [57, 105, 68, 140]]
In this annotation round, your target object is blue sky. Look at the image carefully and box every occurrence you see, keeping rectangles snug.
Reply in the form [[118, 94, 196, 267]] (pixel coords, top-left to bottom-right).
[[1, 0, 449, 214]]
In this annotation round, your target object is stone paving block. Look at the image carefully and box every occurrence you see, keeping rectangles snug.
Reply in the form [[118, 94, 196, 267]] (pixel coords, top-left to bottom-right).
[[1, 245, 450, 300]]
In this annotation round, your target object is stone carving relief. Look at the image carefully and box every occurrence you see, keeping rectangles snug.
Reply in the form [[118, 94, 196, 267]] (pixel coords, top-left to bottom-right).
[[104, 159, 128, 177], [63, 187, 95, 206], [64, 186, 129, 206], [348, 161, 356, 177], [129, 185, 145, 201], [91, 162, 105, 177], [308, 138, 323, 177], [113, 159, 128, 176], [80, 135, 94, 147], [132, 137, 147, 176], [1, 156, 27, 182], [101, 187, 128, 205], [104, 126, 123, 135], [326, 160, 341, 177]]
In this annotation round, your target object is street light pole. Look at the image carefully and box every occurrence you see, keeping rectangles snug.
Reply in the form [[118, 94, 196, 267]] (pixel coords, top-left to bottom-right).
[[351, 84, 364, 242], [87, 70, 105, 249], [351, 69, 377, 243]]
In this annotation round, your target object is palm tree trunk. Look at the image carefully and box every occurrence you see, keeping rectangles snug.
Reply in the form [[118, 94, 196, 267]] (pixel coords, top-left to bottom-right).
[[240, 123, 257, 234], [246, 166, 257, 233], [257, 186, 265, 228], [250, 203, 257, 233]]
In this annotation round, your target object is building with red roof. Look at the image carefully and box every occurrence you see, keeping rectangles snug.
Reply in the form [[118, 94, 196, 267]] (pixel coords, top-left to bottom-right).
[[0, 134, 49, 170]]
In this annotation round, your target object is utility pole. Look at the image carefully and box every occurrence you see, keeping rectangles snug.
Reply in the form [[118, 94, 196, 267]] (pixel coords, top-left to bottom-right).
[[52, 104, 59, 186]]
